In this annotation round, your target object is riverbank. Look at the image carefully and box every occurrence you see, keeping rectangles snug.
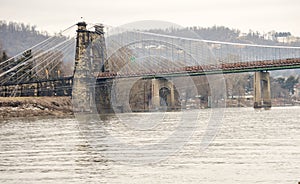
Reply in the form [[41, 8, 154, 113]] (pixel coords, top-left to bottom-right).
[[0, 97, 74, 119]]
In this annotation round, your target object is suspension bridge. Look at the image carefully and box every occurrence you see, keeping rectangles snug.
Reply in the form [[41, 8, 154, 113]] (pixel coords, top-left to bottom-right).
[[1, 22, 300, 112]]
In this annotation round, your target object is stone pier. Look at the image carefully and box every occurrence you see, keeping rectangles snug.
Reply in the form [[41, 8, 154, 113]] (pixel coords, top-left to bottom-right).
[[253, 71, 271, 108], [151, 78, 175, 110]]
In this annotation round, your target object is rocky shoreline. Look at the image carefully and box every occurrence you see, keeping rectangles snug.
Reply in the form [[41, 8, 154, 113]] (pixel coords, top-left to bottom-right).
[[0, 97, 74, 119]]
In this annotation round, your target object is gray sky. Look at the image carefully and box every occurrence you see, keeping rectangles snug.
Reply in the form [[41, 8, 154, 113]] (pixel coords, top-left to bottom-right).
[[1, 0, 300, 36]]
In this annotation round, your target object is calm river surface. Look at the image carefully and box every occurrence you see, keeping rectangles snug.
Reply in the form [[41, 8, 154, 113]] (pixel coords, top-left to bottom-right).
[[0, 107, 299, 184]]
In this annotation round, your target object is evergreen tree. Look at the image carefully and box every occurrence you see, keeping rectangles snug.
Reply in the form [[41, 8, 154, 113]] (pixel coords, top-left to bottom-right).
[[2, 51, 8, 61], [284, 76, 299, 94]]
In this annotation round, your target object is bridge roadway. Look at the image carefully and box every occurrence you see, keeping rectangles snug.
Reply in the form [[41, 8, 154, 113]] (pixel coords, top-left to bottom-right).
[[96, 58, 300, 79], [1, 76, 73, 86]]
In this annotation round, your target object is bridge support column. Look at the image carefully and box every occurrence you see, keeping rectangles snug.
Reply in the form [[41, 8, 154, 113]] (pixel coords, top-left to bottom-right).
[[170, 83, 175, 109], [151, 78, 176, 110], [254, 71, 271, 109], [151, 79, 160, 109], [95, 79, 114, 114]]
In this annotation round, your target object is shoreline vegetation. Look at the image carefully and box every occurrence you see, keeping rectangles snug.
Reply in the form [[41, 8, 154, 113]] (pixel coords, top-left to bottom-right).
[[0, 97, 74, 119]]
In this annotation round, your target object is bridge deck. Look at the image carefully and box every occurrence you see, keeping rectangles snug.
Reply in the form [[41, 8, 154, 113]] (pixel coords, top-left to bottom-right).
[[1, 76, 73, 86], [2, 58, 300, 85], [96, 58, 300, 79]]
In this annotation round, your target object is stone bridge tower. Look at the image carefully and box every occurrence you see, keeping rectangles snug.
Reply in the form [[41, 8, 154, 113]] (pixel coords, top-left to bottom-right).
[[72, 22, 108, 112]]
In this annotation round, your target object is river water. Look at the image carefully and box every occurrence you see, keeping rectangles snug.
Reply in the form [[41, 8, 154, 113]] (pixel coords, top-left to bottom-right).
[[0, 107, 299, 184]]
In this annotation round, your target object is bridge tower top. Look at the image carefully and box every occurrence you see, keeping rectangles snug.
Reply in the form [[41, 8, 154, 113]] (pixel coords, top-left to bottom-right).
[[74, 21, 107, 75], [76, 21, 87, 31]]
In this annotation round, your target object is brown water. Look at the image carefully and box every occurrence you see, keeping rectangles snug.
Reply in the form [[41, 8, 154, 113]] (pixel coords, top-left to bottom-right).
[[0, 107, 299, 184]]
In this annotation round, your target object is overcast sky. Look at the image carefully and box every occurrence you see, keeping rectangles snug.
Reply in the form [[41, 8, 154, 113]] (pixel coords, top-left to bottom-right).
[[1, 0, 300, 36]]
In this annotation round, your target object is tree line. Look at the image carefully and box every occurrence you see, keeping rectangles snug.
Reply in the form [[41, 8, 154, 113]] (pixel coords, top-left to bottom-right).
[[148, 25, 300, 45], [0, 21, 49, 56]]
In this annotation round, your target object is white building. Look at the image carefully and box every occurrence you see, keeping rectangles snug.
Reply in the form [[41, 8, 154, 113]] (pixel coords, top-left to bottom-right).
[[294, 83, 300, 98]]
